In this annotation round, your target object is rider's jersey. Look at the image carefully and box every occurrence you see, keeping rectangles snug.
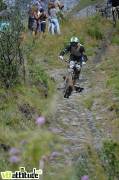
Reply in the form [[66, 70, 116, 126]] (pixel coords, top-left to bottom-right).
[[60, 43, 85, 62]]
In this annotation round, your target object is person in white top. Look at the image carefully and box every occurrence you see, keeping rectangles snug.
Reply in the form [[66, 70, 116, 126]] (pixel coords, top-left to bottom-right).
[[48, 3, 61, 34]]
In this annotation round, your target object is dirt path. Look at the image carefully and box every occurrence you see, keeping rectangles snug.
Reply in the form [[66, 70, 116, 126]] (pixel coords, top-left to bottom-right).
[[46, 25, 115, 177]]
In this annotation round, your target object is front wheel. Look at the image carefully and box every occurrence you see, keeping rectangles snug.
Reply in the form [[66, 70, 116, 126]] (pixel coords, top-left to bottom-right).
[[64, 85, 73, 98], [63, 72, 73, 98]]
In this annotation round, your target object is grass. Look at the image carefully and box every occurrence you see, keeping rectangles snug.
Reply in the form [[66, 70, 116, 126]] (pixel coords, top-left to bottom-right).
[[100, 140, 119, 179], [111, 21, 119, 45], [111, 30, 119, 45], [111, 35, 119, 45], [83, 95, 94, 110], [72, 145, 107, 180], [104, 55, 119, 117], [101, 48, 119, 99], [0, 128, 63, 171]]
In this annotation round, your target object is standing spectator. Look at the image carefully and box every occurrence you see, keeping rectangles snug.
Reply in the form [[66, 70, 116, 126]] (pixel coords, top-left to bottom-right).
[[48, 3, 61, 35], [54, 0, 64, 12], [54, 0, 64, 21], [38, 8, 48, 38], [28, 5, 37, 33], [32, 7, 41, 36]]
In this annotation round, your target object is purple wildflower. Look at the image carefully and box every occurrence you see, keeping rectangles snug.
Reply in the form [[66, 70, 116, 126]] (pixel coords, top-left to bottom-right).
[[9, 155, 21, 163], [36, 116, 45, 126], [81, 176, 89, 180], [9, 148, 20, 155]]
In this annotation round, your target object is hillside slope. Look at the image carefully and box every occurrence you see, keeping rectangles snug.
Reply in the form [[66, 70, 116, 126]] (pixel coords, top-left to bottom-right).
[[0, 1, 119, 180]]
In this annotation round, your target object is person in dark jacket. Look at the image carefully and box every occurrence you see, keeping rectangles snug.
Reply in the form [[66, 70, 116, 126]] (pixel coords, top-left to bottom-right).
[[59, 37, 87, 92], [38, 8, 48, 37]]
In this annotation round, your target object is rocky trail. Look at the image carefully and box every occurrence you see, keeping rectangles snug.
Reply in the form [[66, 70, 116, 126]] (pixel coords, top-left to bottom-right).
[[47, 20, 115, 179], [48, 58, 110, 174]]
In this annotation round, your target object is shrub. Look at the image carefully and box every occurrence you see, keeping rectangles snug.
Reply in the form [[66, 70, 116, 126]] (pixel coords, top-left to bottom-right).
[[0, 6, 25, 88]]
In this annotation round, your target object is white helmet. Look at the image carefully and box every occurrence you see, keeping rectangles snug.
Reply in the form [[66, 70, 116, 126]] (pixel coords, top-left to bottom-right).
[[70, 37, 79, 43]]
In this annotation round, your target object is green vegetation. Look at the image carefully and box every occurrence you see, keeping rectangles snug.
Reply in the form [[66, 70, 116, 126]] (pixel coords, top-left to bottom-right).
[[87, 26, 103, 40], [0, 9, 24, 88], [100, 43, 119, 117], [83, 95, 94, 110], [0, 128, 62, 171], [111, 22, 119, 45], [71, 141, 119, 180], [100, 140, 119, 179], [75, 150, 106, 180], [111, 35, 119, 45], [86, 16, 103, 39]]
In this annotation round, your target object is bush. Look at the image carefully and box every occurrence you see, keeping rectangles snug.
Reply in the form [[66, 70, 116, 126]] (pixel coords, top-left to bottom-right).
[[0, 6, 25, 88]]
